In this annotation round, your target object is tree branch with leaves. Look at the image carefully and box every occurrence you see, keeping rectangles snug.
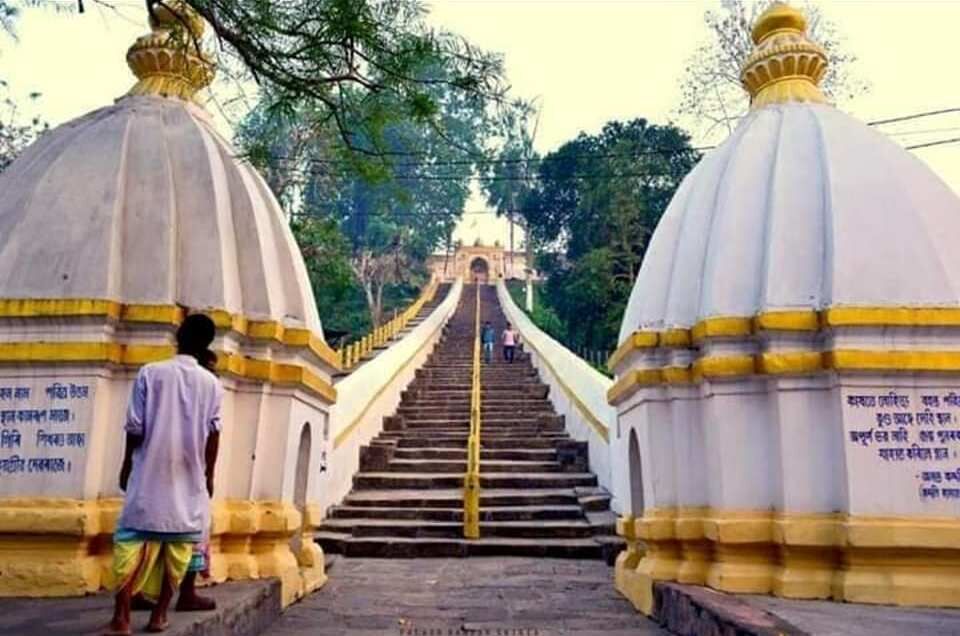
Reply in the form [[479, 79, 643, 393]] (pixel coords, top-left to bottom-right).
[[676, 0, 868, 139]]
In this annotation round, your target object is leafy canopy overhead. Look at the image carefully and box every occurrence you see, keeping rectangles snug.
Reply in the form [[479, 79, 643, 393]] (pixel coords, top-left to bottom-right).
[[518, 118, 700, 352], [169, 0, 512, 154]]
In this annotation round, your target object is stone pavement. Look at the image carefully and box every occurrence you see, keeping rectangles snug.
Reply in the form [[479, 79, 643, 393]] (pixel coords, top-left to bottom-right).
[[653, 580, 960, 636], [0, 580, 279, 636], [744, 593, 960, 636], [271, 557, 668, 636]]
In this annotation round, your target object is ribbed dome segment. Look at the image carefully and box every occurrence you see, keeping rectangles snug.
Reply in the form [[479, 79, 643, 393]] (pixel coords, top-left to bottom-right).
[[0, 95, 323, 334], [619, 102, 960, 344]]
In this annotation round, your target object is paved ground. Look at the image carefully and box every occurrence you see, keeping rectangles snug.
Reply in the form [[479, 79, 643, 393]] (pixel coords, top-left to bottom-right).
[[744, 593, 960, 635], [0, 581, 279, 636], [272, 557, 668, 636]]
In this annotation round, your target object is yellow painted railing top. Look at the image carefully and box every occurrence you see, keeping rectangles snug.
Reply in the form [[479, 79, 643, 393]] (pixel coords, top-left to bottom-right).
[[337, 278, 439, 371], [464, 284, 482, 539]]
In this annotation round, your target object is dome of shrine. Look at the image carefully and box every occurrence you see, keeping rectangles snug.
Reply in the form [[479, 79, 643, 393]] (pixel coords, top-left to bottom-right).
[[617, 3, 960, 343], [0, 4, 323, 334]]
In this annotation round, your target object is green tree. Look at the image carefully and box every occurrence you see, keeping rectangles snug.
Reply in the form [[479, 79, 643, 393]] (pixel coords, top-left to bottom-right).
[[169, 0, 510, 155], [677, 0, 868, 138], [0, 81, 47, 173], [290, 216, 355, 332], [521, 118, 699, 351], [238, 56, 497, 326]]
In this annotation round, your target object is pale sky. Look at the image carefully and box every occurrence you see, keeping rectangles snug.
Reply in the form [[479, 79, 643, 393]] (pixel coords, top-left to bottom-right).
[[3, 1, 959, 247]]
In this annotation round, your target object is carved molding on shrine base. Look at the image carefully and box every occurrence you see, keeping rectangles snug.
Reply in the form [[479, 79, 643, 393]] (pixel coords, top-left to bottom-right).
[[614, 511, 960, 615], [0, 498, 324, 607]]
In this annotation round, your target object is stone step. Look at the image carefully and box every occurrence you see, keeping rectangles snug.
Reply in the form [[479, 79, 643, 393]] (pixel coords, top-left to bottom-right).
[[352, 472, 599, 490], [392, 436, 561, 449], [315, 534, 605, 559], [383, 459, 561, 473], [327, 504, 584, 521], [382, 427, 568, 436], [342, 488, 582, 508], [397, 409, 557, 418], [381, 432, 570, 443], [392, 448, 557, 461], [319, 518, 594, 539], [394, 421, 565, 432]]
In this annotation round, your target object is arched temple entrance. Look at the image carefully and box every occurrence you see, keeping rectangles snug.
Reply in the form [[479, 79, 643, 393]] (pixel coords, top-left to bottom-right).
[[628, 429, 644, 515], [470, 257, 490, 284], [291, 423, 312, 558]]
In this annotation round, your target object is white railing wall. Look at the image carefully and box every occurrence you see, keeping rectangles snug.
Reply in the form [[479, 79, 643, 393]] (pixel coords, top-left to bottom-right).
[[309, 279, 463, 516], [496, 281, 621, 512]]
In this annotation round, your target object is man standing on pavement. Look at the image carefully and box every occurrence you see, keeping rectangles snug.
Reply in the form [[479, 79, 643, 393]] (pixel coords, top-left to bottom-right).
[[481, 320, 496, 363], [108, 314, 223, 635]]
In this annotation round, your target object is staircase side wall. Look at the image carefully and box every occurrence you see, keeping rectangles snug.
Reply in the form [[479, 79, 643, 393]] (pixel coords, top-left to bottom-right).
[[311, 279, 464, 518], [496, 281, 620, 511]]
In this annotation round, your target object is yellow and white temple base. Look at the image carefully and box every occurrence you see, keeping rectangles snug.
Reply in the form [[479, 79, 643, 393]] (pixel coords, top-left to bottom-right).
[[615, 511, 960, 615], [0, 498, 326, 607]]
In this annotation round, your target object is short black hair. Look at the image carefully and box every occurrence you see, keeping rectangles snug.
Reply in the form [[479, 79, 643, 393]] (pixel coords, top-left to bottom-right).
[[177, 313, 216, 354]]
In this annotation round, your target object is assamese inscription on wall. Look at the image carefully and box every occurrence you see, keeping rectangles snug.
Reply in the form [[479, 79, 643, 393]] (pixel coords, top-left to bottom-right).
[[0, 381, 91, 480], [846, 389, 960, 505]]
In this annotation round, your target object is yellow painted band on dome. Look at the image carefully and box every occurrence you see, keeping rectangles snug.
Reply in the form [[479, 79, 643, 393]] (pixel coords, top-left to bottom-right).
[[0, 342, 336, 403], [214, 352, 337, 403], [607, 331, 659, 371], [661, 366, 693, 385], [0, 342, 124, 364], [0, 298, 341, 371], [606, 369, 664, 405], [753, 310, 820, 332], [609, 307, 960, 373], [609, 348, 960, 405], [758, 351, 824, 375], [122, 345, 178, 366], [660, 329, 692, 348], [824, 307, 960, 327], [121, 304, 184, 324], [693, 355, 756, 378], [0, 299, 123, 319], [692, 317, 753, 343], [825, 349, 960, 373], [247, 320, 285, 340]]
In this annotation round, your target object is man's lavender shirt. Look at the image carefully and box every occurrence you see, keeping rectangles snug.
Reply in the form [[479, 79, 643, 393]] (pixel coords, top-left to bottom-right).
[[118, 354, 223, 534]]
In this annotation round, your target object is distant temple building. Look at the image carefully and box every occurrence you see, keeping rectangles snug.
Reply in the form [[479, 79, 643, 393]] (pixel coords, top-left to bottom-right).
[[427, 239, 534, 284]]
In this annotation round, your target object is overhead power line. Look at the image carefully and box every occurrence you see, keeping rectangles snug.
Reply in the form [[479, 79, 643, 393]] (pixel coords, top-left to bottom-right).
[[867, 108, 960, 127], [904, 137, 960, 151], [255, 105, 960, 169]]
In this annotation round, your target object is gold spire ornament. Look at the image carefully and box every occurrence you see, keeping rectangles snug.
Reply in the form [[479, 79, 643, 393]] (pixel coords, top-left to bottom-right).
[[740, 2, 828, 109], [126, 0, 215, 101]]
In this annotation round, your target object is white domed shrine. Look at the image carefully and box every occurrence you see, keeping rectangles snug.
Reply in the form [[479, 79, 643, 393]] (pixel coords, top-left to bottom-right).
[[0, 3, 334, 604], [610, 2, 960, 614]]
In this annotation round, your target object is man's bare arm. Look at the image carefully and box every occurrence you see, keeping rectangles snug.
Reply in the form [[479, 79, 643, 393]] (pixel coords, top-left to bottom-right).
[[205, 431, 220, 497], [119, 433, 143, 491]]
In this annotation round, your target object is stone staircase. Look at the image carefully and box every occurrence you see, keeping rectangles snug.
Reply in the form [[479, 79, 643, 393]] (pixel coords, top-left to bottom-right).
[[317, 284, 623, 560]]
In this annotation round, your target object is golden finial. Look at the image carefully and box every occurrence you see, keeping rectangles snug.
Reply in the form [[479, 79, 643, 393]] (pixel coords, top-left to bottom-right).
[[740, 2, 828, 109], [126, 0, 215, 102]]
